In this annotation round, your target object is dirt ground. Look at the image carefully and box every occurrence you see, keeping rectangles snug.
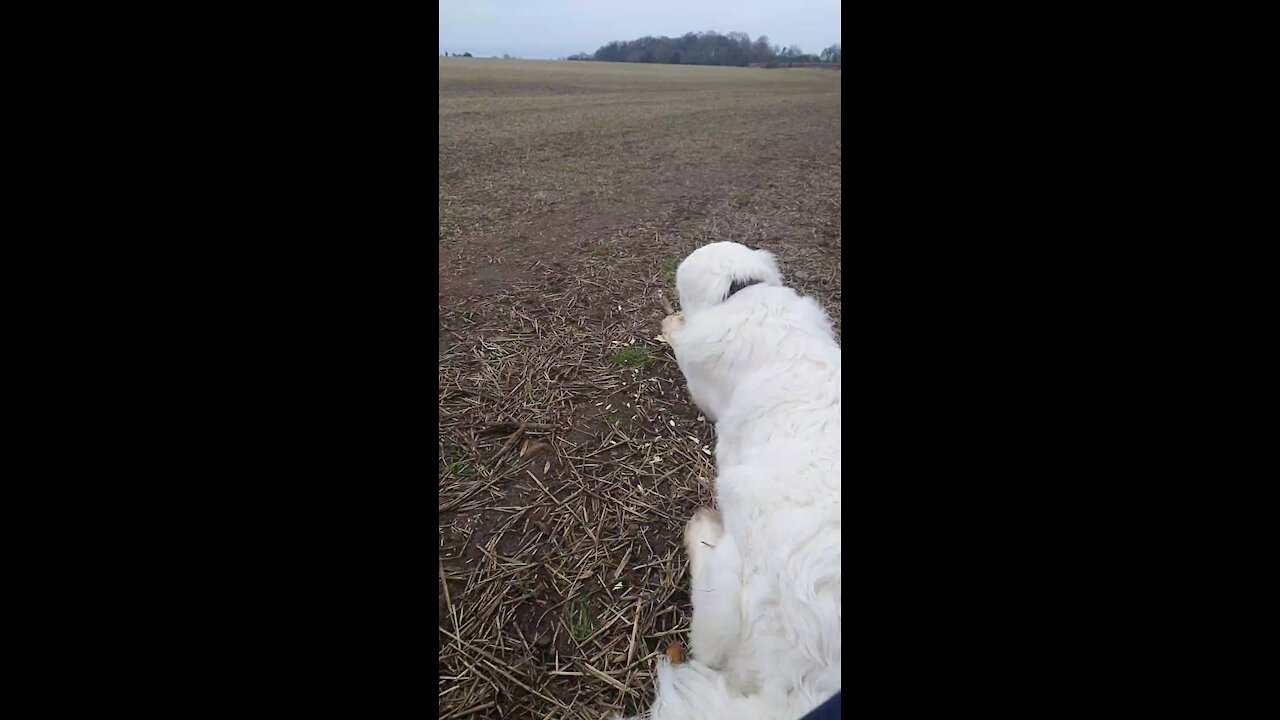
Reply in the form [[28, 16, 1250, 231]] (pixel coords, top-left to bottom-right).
[[439, 58, 840, 719]]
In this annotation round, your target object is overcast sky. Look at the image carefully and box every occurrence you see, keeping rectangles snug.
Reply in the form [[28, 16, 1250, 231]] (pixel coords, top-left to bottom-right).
[[439, 0, 841, 60]]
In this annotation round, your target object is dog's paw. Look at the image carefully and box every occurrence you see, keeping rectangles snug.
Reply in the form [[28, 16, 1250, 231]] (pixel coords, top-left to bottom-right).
[[661, 312, 684, 340], [684, 507, 724, 558], [666, 640, 684, 665]]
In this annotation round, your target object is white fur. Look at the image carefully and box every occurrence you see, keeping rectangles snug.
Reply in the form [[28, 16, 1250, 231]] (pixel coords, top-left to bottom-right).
[[632, 242, 841, 720]]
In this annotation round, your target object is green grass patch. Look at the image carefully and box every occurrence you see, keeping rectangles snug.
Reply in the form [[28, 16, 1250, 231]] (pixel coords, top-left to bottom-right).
[[442, 457, 477, 478], [514, 580, 536, 601], [568, 597, 594, 642], [610, 347, 653, 368]]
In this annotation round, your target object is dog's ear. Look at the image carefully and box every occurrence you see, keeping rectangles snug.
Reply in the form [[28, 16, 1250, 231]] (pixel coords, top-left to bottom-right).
[[754, 247, 783, 285]]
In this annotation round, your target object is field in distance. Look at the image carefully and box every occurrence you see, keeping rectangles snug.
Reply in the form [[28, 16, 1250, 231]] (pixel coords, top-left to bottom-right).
[[438, 58, 840, 299]]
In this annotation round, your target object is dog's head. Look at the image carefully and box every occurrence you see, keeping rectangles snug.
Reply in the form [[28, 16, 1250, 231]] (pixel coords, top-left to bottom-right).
[[675, 242, 782, 317]]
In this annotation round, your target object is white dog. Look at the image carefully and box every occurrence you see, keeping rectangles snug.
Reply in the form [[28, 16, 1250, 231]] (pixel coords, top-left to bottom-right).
[[633, 242, 841, 720]]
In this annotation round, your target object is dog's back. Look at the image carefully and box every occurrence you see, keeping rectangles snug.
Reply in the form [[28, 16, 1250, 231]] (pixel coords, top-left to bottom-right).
[[711, 287, 841, 714]]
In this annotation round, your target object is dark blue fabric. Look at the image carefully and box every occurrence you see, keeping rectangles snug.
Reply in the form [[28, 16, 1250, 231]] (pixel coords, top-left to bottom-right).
[[799, 692, 841, 720]]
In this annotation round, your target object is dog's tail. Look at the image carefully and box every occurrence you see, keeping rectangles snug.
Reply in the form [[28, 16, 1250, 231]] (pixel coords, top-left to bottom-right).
[[626, 658, 779, 720], [676, 242, 782, 318]]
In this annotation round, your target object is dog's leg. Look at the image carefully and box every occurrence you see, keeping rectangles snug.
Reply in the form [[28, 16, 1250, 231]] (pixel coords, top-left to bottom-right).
[[684, 507, 723, 569], [684, 507, 741, 670], [679, 364, 720, 423]]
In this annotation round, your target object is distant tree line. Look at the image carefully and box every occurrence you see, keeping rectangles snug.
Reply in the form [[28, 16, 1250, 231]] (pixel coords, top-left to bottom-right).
[[568, 31, 839, 67], [441, 51, 473, 57]]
